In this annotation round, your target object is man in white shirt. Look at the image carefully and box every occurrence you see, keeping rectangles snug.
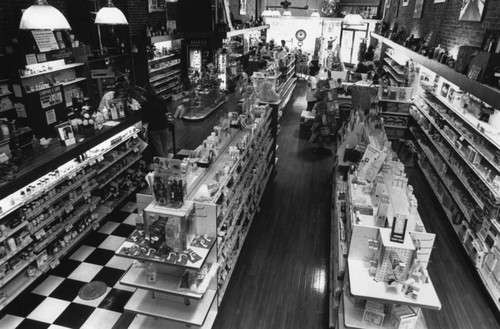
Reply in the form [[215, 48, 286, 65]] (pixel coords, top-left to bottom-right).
[[306, 67, 319, 111]]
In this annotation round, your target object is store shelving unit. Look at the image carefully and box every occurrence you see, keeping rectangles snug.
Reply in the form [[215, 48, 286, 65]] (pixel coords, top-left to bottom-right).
[[331, 113, 441, 329], [371, 32, 500, 314], [0, 119, 147, 310], [115, 104, 277, 328]]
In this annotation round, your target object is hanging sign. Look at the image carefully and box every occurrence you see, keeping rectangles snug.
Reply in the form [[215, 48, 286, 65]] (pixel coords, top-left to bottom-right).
[[40, 87, 63, 109], [31, 31, 59, 52]]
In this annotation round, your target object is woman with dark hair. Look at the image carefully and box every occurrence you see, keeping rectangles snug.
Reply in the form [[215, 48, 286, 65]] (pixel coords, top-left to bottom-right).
[[142, 84, 169, 158]]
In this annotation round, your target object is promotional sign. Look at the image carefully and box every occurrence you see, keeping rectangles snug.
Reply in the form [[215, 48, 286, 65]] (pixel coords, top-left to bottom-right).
[[39, 87, 63, 109], [189, 48, 202, 72]]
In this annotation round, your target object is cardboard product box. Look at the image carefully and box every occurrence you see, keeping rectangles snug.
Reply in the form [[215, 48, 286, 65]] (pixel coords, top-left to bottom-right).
[[389, 305, 419, 329], [363, 300, 386, 327]]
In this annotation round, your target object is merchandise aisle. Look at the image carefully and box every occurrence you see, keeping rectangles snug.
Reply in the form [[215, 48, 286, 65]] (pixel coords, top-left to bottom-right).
[[212, 82, 332, 328]]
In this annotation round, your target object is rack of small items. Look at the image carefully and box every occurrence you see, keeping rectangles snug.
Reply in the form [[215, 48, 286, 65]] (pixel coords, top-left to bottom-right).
[[333, 110, 441, 329], [115, 102, 278, 328]]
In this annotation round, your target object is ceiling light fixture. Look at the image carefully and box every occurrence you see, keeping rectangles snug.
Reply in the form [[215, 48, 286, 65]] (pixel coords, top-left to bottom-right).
[[262, 7, 273, 17], [282, 9, 292, 17], [95, 0, 128, 25], [19, 0, 71, 30], [311, 10, 320, 17], [343, 14, 364, 25]]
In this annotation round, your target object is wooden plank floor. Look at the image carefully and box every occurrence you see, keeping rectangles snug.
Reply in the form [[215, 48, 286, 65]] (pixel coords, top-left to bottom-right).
[[211, 82, 332, 329]]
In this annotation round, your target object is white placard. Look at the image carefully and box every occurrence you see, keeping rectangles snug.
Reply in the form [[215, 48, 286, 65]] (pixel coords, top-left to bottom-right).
[[25, 54, 37, 65], [32, 31, 59, 52], [45, 109, 56, 125]]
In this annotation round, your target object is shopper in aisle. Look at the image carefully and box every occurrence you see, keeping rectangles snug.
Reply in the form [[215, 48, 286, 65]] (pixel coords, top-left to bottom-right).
[[306, 66, 320, 111], [309, 83, 337, 151], [142, 83, 170, 158]]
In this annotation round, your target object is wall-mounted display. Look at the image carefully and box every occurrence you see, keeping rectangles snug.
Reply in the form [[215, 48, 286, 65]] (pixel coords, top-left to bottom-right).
[[459, 0, 486, 22]]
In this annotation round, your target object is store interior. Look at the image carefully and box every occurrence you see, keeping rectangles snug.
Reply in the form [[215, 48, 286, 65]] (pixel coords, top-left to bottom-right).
[[0, 0, 499, 329]]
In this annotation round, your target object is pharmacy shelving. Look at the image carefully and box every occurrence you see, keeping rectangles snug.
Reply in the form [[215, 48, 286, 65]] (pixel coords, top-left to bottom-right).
[[116, 104, 278, 328], [0, 118, 147, 311]]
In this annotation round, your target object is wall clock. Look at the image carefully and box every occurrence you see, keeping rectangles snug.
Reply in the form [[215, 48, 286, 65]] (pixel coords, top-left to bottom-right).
[[295, 29, 307, 41]]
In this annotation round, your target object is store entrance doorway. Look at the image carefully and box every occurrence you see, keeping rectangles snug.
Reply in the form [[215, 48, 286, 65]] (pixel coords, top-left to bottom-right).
[[339, 25, 368, 66]]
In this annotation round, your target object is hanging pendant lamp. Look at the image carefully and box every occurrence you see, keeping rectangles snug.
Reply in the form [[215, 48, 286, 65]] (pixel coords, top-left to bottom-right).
[[343, 14, 364, 25], [95, 0, 128, 25], [282, 10, 292, 17], [262, 7, 273, 17], [311, 10, 320, 17], [19, 0, 71, 30]]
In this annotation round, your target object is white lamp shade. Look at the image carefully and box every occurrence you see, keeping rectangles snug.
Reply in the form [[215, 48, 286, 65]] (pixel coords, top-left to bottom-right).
[[311, 11, 320, 17], [271, 9, 281, 17], [282, 10, 292, 17], [19, 1, 71, 30], [95, 6, 128, 25], [343, 14, 364, 25], [262, 8, 273, 17]]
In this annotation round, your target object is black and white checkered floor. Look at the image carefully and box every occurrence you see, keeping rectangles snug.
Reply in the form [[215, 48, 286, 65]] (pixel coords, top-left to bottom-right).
[[0, 201, 139, 329]]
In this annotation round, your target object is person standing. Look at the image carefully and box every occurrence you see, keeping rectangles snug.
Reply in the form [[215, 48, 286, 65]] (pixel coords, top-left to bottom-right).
[[142, 84, 169, 158], [306, 66, 320, 111]]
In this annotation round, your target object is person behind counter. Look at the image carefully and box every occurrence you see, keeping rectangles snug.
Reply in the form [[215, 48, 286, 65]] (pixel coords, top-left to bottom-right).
[[142, 84, 169, 158], [280, 40, 289, 52]]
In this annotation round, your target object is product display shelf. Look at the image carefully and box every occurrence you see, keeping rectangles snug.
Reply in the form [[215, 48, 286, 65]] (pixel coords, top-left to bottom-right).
[[423, 94, 500, 172], [409, 128, 472, 222], [25, 77, 88, 95], [124, 288, 217, 327], [116, 235, 215, 271], [19, 63, 85, 79], [383, 57, 407, 76], [385, 51, 408, 67], [28, 183, 97, 236], [182, 99, 226, 121], [0, 120, 145, 310], [341, 292, 427, 329], [149, 62, 181, 74], [148, 53, 178, 64], [0, 122, 139, 215], [127, 310, 217, 329], [150, 69, 181, 83], [0, 222, 28, 245], [32, 196, 101, 254], [99, 155, 142, 188], [412, 103, 485, 208], [153, 75, 180, 87], [120, 263, 207, 299], [382, 65, 406, 84]]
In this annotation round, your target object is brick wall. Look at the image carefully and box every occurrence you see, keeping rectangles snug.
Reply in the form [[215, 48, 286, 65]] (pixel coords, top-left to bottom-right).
[[384, 0, 500, 57]]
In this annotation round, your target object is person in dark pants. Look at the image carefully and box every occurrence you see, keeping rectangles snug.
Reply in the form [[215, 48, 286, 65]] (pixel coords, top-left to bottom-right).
[[142, 84, 169, 158]]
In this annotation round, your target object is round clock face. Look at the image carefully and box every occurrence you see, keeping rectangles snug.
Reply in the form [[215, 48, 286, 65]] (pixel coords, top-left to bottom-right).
[[295, 29, 307, 41]]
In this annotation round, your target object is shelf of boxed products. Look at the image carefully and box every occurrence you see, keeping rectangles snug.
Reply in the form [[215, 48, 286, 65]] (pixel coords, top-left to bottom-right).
[[124, 287, 217, 327], [424, 92, 500, 174], [384, 50, 408, 68], [0, 198, 107, 310], [0, 138, 144, 266], [411, 100, 487, 209], [0, 125, 140, 221], [148, 52, 179, 64], [191, 110, 272, 205], [120, 260, 218, 300], [0, 132, 145, 307], [415, 152, 500, 311], [20, 63, 85, 79], [218, 165, 273, 303], [408, 127, 473, 222], [150, 69, 181, 83], [148, 60, 181, 74], [420, 95, 500, 196]]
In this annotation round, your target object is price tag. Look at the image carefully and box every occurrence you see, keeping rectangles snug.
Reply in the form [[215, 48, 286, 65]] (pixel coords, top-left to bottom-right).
[[49, 259, 60, 269], [65, 224, 73, 232]]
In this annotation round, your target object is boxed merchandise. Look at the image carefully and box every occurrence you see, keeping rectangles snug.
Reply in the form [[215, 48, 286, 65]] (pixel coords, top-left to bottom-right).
[[389, 305, 419, 329], [363, 300, 386, 326]]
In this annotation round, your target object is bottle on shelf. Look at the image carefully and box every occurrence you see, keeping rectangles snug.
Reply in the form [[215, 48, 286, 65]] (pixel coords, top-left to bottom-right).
[[146, 261, 157, 284]]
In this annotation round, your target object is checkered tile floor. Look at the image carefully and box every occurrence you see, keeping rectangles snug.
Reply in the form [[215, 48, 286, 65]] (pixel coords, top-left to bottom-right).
[[0, 201, 140, 329]]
